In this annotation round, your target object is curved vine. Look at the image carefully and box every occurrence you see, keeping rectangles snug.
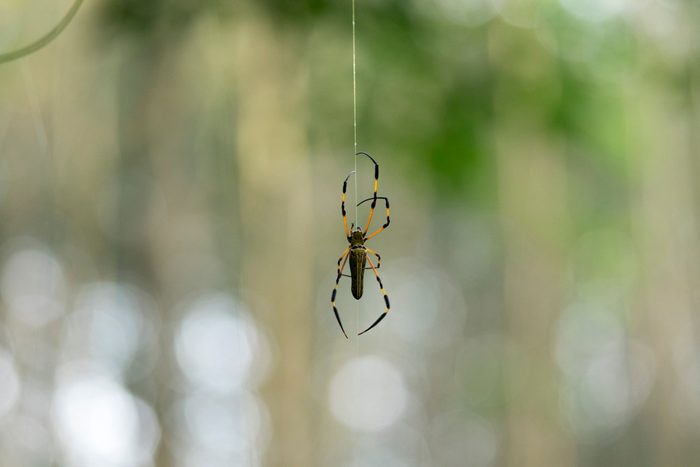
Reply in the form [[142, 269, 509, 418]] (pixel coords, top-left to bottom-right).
[[0, 0, 84, 64]]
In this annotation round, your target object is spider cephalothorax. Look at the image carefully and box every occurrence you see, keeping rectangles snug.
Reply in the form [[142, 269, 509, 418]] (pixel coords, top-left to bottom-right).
[[350, 228, 364, 245], [331, 152, 391, 338]]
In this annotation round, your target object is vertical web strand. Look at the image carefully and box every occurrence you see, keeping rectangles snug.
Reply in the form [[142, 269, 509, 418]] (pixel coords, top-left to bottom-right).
[[352, 1, 361, 452], [352, 0, 358, 227], [352, 0, 360, 340]]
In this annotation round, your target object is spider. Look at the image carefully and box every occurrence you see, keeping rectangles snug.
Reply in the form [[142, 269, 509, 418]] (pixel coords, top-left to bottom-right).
[[331, 152, 391, 338]]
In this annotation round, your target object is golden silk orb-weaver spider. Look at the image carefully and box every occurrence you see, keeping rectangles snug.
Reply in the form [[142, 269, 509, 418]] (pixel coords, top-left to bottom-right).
[[331, 152, 391, 338]]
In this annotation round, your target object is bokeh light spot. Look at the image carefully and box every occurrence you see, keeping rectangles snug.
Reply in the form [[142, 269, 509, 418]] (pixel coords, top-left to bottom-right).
[[68, 283, 151, 375], [556, 302, 655, 436], [52, 371, 159, 467], [175, 293, 263, 393], [1, 243, 66, 326], [559, 0, 629, 22], [329, 356, 407, 432]]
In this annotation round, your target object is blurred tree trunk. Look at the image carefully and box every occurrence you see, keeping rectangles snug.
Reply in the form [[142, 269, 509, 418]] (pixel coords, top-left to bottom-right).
[[496, 122, 574, 467], [233, 15, 314, 467], [115, 40, 173, 467], [490, 21, 575, 467], [115, 44, 158, 281], [635, 83, 697, 467]]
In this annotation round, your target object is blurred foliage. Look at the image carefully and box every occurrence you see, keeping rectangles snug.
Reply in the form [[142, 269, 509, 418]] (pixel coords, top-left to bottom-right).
[[1, 0, 700, 466], [100, 0, 233, 37]]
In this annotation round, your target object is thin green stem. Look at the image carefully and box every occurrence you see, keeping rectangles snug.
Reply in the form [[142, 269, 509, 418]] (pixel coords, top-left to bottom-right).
[[0, 0, 84, 64]]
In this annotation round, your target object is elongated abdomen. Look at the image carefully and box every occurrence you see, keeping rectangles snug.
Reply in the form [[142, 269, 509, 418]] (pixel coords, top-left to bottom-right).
[[349, 248, 367, 299]]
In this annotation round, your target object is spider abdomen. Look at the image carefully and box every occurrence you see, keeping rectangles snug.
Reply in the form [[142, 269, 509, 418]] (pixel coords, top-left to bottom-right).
[[349, 246, 367, 299]]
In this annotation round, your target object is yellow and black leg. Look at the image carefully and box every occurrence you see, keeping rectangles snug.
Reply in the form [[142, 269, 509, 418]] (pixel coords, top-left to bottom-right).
[[336, 246, 349, 274], [331, 248, 350, 338], [356, 152, 379, 235], [358, 256, 391, 335], [358, 196, 390, 241], [365, 247, 381, 270], [341, 171, 355, 241]]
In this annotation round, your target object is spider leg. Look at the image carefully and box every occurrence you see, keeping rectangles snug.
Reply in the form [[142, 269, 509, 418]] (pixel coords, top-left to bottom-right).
[[365, 247, 381, 270], [341, 171, 355, 241], [358, 196, 390, 241], [358, 255, 391, 336], [336, 246, 349, 275], [356, 152, 379, 235], [331, 249, 351, 338]]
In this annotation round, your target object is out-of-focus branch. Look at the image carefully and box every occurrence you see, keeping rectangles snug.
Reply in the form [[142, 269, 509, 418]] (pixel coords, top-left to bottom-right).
[[0, 0, 84, 64]]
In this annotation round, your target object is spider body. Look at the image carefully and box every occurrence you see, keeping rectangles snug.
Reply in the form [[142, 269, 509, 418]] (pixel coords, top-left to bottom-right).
[[331, 152, 391, 338], [349, 230, 367, 299]]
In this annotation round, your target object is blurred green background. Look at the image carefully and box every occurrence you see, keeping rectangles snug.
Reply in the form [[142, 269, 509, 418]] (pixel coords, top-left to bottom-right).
[[1, 0, 699, 466]]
